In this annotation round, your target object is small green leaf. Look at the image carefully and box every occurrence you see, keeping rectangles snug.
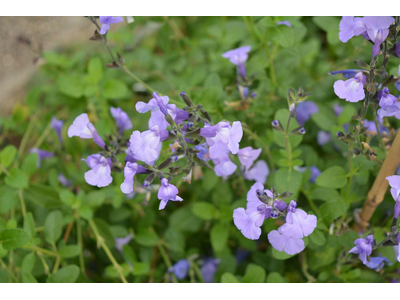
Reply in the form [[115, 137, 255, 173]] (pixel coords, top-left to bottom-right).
[[103, 79, 128, 99], [49, 265, 80, 283], [86, 57, 103, 84], [59, 190, 76, 207], [23, 212, 35, 240], [21, 272, 38, 283], [242, 263, 266, 283], [320, 201, 349, 224], [21, 153, 38, 176], [0, 228, 30, 250], [59, 245, 81, 258], [266, 272, 285, 283], [309, 229, 326, 246], [44, 210, 63, 244], [0, 145, 17, 168], [57, 75, 84, 98], [5, 168, 28, 189], [316, 166, 347, 189], [78, 205, 93, 220], [210, 223, 229, 252], [191, 202, 216, 220], [135, 228, 159, 247], [221, 272, 239, 283], [21, 252, 36, 273]]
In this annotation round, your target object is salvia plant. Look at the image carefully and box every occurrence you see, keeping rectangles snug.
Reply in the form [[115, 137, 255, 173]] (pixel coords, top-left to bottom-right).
[[0, 16, 400, 283]]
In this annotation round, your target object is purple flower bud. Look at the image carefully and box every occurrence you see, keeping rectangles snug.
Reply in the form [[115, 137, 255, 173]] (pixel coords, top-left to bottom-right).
[[349, 234, 374, 264], [87, 123, 106, 149], [270, 209, 278, 219], [51, 117, 64, 144], [110, 107, 132, 134], [169, 259, 190, 280], [115, 234, 133, 253], [99, 16, 124, 35], [276, 21, 291, 27], [153, 92, 169, 115], [29, 148, 54, 168], [222, 46, 251, 80], [317, 131, 331, 146]]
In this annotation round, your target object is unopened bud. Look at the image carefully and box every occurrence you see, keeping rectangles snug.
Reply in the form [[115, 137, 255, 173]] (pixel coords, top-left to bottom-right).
[[142, 172, 156, 188], [270, 209, 279, 219], [291, 127, 306, 135], [272, 120, 284, 132], [158, 155, 178, 170], [180, 91, 194, 107]]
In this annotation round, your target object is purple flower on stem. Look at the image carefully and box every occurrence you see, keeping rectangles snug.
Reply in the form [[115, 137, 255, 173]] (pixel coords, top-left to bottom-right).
[[237, 147, 261, 171], [222, 46, 251, 79], [365, 257, 390, 271], [200, 258, 220, 283], [378, 87, 398, 108], [83, 154, 113, 188], [339, 16, 366, 43], [349, 235, 374, 264], [58, 174, 71, 187], [213, 155, 237, 177], [169, 259, 190, 280], [120, 162, 139, 194], [329, 69, 364, 79], [334, 72, 366, 102], [29, 148, 54, 168], [386, 175, 400, 219], [51, 117, 64, 144], [377, 103, 400, 120], [295, 101, 319, 126], [317, 131, 331, 146], [243, 160, 269, 184], [396, 234, 400, 262], [310, 166, 321, 183], [194, 143, 210, 161], [363, 118, 388, 135], [276, 21, 292, 27], [99, 16, 124, 35], [115, 233, 133, 252], [363, 17, 395, 57], [110, 107, 132, 134], [158, 178, 183, 210], [67, 113, 106, 149], [268, 230, 305, 255]]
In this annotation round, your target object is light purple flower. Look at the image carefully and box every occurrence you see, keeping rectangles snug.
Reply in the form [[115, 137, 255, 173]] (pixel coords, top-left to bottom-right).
[[99, 16, 124, 35], [237, 147, 261, 171], [110, 107, 132, 134], [222, 46, 251, 79], [386, 175, 400, 219], [268, 230, 305, 255], [213, 155, 237, 177], [310, 166, 321, 183], [157, 178, 183, 210], [295, 101, 319, 126], [200, 258, 219, 283], [317, 131, 331, 146], [363, 118, 388, 135], [349, 234, 374, 264], [115, 233, 133, 252], [29, 148, 54, 168], [276, 21, 291, 27], [329, 69, 364, 79], [334, 104, 344, 117], [67, 113, 106, 149], [51, 117, 64, 144], [169, 259, 189, 280], [378, 87, 398, 108], [363, 17, 395, 57], [136, 94, 189, 130], [120, 162, 139, 194], [58, 174, 71, 187], [83, 154, 113, 188], [194, 143, 210, 161], [339, 16, 366, 43], [365, 256, 390, 271], [126, 125, 167, 165], [378, 103, 400, 119], [334, 72, 366, 102], [397, 234, 400, 262], [243, 160, 269, 184]]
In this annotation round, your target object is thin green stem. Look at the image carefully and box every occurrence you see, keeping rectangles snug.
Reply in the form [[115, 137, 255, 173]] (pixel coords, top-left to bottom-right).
[[301, 189, 320, 216], [76, 217, 86, 275], [33, 121, 52, 149], [284, 116, 292, 171], [17, 117, 36, 161], [18, 190, 26, 218], [0, 258, 18, 282], [22, 245, 58, 257], [373, 106, 386, 154], [52, 243, 61, 274], [345, 144, 353, 200], [88, 219, 128, 283], [157, 242, 178, 283], [191, 260, 204, 283]]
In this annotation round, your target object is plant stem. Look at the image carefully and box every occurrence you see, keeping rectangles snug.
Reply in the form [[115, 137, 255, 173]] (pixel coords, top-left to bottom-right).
[[88, 219, 128, 283], [284, 116, 292, 172], [18, 190, 26, 218], [23, 245, 58, 257], [373, 106, 386, 154], [301, 189, 320, 216], [33, 121, 52, 149], [52, 243, 61, 274], [17, 117, 36, 161], [345, 144, 353, 199], [76, 217, 86, 275], [157, 242, 178, 283]]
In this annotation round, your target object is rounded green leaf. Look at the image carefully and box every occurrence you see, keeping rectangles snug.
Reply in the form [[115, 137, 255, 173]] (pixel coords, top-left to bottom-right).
[[0, 228, 30, 250], [44, 210, 63, 244], [316, 166, 347, 189]]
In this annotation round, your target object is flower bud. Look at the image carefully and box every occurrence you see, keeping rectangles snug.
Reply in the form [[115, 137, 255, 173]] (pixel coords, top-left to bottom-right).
[[158, 155, 178, 170], [270, 209, 278, 219], [272, 120, 284, 132], [180, 91, 195, 107], [142, 172, 156, 188], [291, 127, 306, 135]]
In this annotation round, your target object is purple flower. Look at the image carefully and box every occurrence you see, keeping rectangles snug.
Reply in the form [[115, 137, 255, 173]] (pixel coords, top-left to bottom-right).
[[377, 103, 400, 120], [58, 174, 71, 187], [200, 258, 219, 283], [295, 101, 319, 126], [268, 230, 305, 255], [317, 131, 331, 146], [194, 143, 210, 161], [83, 154, 113, 188], [378, 87, 398, 108], [334, 104, 344, 117], [243, 160, 269, 184], [363, 17, 395, 57], [213, 155, 237, 177], [115, 233, 133, 252], [339, 17, 366, 43], [276, 21, 292, 27], [110, 107, 132, 134], [99, 16, 124, 35], [120, 162, 139, 194], [237, 147, 261, 171], [329, 69, 364, 79], [334, 72, 366, 102], [310, 166, 321, 183], [157, 178, 183, 210], [67, 113, 106, 149], [363, 118, 388, 135], [365, 257, 390, 271], [126, 125, 167, 164], [386, 175, 400, 219], [222, 46, 251, 79], [397, 234, 400, 262], [349, 235, 374, 264], [136, 95, 189, 130], [169, 259, 189, 280], [29, 148, 54, 168], [51, 117, 64, 144]]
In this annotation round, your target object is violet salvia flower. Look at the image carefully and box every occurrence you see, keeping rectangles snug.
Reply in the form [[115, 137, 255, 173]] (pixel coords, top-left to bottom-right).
[[295, 101, 319, 126], [276, 21, 291, 27], [377, 103, 400, 120], [158, 178, 183, 210], [365, 257, 390, 271], [334, 103, 344, 117], [83, 154, 113, 188], [267, 230, 305, 255], [58, 174, 71, 187], [126, 125, 168, 165], [152, 92, 169, 115], [363, 118, 388, 135], [310, 165, 321, 183], [200, 258, 220, 283], [169, 259, 190, 280], [378, 87, 398, 108], [339, 16, 366, 43], [99, 16, 124, 35], [68, 113, 106, 149], [110, 107, 132, 134], [333, 72, 366, 102], [362, 17, 395, 57], [397, 234, 400, 262], [317, 131, 331, 146], [213, 155, 237, 177], [222, 46, 251, 79], [243, 160, 269, 184], [115, 233, 133, 252], [51, 116, 64, 144], [29, 148, 54, 168], [120, 162, 139, 194], [386, 175, 400, 219], [237, 147, 262, 171], [194, 143, 210, 161], [329, 69, 364, 79], [349, 234, 374, 264]]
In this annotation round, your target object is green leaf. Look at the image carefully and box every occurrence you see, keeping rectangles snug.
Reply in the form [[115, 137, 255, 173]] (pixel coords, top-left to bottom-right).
[[135, 228, 159, 247], [103, 79, 128, 99], [242, 263, 266, 283], [271, 248, 294, 260], [5, 168, 28, 189], [266, 272, 285, 283], [320, 201, 349, 224], [78, 205, 93, 220], [21, 252, 36, 273], [86, 57, 103, 84], [44, 210, 63, 244], [21, 153, 38, 176], [0, 228, 30, 250], [49, 265, 80, 283], [0, 186, 18, 214], [131, 262, 150, 276], [312, 16, 340, 45], [273, 109, 303, 148], [59, 245, 81, 258], [271, 26, 295, 48], [221, 272, 239, 283], [0, 145, 17, 168], [316, 166, 347, 189], [24, 184, 64, 209], [21, 272, 38, 283], [57, 75, 85, 98], [210, 223, 229, 252], [311, 187, 341, 202], [337, 105, 356, 126], [23, 212, 35, 239], [191, 202, 217, 220], [309, 229, 326, 246], [169, 207, 203, 232], [274, 168, 302, 197], [59, 190, 76, 207]]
